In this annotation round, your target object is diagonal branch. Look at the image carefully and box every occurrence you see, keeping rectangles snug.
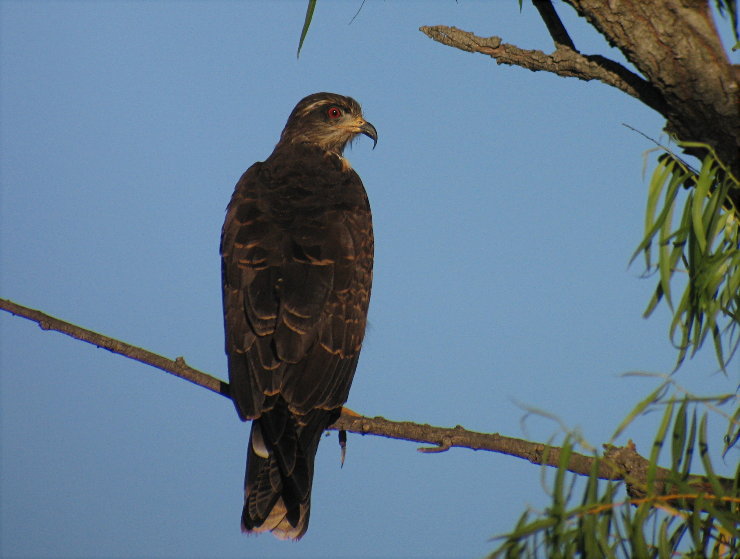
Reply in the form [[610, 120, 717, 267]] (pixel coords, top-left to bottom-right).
[[331, 412, 611, 477], [419, 25, 668, 116], [1, 297, 734, 505], [533, 0, 576, 50], [0, 297, 230, 399]]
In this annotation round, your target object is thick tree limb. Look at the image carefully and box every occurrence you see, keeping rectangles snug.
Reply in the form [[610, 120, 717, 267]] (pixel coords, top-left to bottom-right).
[[562, 0, 739, 173], [420, 0, 739, 203], [2, 296, 734, 505], [419, 25, 668, 115]]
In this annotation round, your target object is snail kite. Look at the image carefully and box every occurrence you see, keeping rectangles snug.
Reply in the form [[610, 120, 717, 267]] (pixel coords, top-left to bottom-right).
[[221, 92, 377, 539]]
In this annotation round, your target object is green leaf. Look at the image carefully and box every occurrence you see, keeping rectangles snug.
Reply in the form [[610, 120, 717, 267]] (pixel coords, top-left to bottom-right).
[[723, 403, 740, 457], [681, 408, 697, 479], [713, 0, 739, 43], [671, 399, 688, 471], [690, 156, 717, 254], [297, 0, 317, 58], [612, 381, 668, 440], [637, 144, 740, 370], [697, 414, 723, 497], [647, 399, 674, 492], [658, 184, 679, 309]]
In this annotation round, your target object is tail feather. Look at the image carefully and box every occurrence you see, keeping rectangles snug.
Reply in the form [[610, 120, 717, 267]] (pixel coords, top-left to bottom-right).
[[241, 401, 338, 540]]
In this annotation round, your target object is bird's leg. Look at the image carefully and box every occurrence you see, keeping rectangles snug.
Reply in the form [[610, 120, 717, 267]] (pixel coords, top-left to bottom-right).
[[337, 407, 362, 466], [339, 406, 362, 467], [338, 429, 347, 467], [340, 406, 363, 465]]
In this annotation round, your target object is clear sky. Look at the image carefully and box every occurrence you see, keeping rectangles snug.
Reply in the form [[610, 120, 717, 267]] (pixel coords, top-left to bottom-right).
[[1, 2, 737, 558]]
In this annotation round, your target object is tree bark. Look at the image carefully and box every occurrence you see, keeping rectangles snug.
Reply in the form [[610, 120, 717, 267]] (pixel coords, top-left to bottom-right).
[[564, 0, 739, 175], [422, 0, 739, 185]]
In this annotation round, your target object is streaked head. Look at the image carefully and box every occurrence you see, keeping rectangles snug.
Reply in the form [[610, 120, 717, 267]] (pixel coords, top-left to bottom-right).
[[279, 92, 377, 154]]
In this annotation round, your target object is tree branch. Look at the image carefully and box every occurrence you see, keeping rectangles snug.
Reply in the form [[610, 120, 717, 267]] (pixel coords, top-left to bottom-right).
[[421, 0, 739, 189], [419, 25, 668, 115], [562, 0, 740, 204], [532, 0, 576, 50], [1, 297, 733, 504], [0, 297, 230, 399]]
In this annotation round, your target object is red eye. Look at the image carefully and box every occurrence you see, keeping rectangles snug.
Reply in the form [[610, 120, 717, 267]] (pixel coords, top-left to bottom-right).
[[327, 106, 342, 119]]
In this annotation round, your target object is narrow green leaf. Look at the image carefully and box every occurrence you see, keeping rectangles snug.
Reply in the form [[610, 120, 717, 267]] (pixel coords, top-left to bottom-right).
[[701, 168, 723, 245], [490, 514, 559, 545], [657, 520, 670, 559], [710, 322, 726, 371], [552, 437, 573, 513], [666, 225, 688, 284], [658, 191, 678, 309], [669, 288, 692, 368], [628, 503, 651, 557], [647, 399, 674, 492], [642, 283, 663, 318], [723, 401, 740, 457], [697, 414, 723, 497], [714, 0, 739, 43], [681, 408, 697, 479], [297, 0, 317, 58], [631, 159, 686, 267], [612, 382, 668, 440], [645, 157, 673, 235], [671, 399, 687, 471], [707, 210, 731, 259], [691, 158, 714, 253]]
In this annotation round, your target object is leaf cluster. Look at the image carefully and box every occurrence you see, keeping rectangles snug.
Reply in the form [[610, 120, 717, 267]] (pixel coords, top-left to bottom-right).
[[713, 0, 739, 45], [633, 145, 740, 370], [490, 380, 740, 558]]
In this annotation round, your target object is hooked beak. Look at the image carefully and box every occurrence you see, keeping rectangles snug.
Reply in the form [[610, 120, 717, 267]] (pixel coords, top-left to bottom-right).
[[359, 120, 378, 149]]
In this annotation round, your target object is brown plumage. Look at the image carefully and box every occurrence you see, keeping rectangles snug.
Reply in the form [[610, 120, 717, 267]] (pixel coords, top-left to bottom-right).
[[221, 92, 376, 539]]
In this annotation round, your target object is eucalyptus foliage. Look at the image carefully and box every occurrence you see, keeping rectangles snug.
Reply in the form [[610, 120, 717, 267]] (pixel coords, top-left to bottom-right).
[[634, 146, 740, 371]]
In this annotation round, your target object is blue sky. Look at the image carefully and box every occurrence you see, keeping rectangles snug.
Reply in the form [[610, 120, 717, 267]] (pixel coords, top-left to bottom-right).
[[1, 2, 737, 558]]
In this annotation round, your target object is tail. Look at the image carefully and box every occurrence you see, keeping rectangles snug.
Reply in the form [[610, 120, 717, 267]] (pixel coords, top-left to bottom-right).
[[241, 402, 338, 540]]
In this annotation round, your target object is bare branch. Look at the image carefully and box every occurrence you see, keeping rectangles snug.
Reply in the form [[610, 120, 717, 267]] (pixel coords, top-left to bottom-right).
[[419, 25, 668, 115], [421, 1, 739, 182], [0, 297, 230, 399], [331, 412, 605, 474], [329, 412, 735, 502], [2, 297, 733, 504]]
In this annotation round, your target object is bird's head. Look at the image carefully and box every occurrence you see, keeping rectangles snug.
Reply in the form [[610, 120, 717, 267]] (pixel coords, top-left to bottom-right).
[[278, 92, 377, 155]]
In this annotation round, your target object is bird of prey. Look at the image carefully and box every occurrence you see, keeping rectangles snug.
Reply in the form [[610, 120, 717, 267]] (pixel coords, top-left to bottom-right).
[[221, 92, 377, 540]]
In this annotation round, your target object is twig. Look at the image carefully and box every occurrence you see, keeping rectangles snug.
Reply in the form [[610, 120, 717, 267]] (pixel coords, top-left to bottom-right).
[[348, 0, 367, 25]]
